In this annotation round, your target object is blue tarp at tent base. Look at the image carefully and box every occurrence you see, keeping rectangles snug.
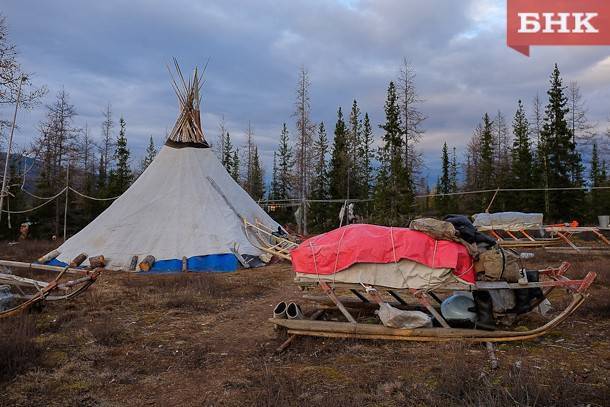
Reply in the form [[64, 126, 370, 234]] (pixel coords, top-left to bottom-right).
[[45, 253, 239, 273]]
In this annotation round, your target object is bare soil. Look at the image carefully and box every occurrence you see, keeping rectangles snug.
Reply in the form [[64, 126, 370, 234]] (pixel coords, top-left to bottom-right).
[[0, 241, 608, 406]]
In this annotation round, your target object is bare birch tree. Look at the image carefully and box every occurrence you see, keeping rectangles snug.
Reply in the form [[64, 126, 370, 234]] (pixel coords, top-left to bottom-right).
[[293, 66, 315, 234], [243, 121, 254, 193], [397, 58, 425, 178], [32, 89, 78, 236], [215, 114, 227, 161], [568, 81, 595, 144], [98, 103, 115, 190], [0, 14, 46, 120]]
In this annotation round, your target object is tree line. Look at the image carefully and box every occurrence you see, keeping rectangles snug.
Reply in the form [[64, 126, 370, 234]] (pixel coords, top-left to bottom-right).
[[260, 63, 609, 233], [438, 64, 609, 223]]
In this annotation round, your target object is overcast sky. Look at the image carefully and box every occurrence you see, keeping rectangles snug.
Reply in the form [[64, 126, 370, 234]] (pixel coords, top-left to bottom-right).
[[1, 0, 609, 182]]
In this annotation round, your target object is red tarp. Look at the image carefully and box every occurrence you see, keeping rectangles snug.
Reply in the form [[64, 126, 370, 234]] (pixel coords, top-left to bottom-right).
[[291, 224, 476, 284]]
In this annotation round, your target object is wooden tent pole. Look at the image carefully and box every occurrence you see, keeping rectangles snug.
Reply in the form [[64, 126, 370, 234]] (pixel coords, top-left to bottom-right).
[[63, 161, 70, 241]]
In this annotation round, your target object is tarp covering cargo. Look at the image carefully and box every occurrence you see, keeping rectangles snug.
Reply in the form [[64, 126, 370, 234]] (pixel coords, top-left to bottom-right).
[[296, 259, 454, 289], [291, 224, 476, 284], [472, 212, 543, 231]]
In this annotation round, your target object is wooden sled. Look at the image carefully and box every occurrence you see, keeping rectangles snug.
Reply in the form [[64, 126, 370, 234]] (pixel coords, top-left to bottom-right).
[[243, 218, 299, 261], [0, 260, 103, 319], [488, 227, 610, 252], [270, 262, 596, 343]]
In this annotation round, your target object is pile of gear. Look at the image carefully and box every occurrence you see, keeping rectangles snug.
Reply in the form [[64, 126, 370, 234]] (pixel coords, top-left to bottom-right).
[[410, 215, 545, 330]]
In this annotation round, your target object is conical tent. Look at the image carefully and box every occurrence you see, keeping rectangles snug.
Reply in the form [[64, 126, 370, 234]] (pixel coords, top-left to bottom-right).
[[52, 64, 280, 272]]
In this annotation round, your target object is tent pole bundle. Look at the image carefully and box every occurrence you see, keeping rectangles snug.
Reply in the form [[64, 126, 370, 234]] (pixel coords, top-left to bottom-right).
[[166, 58, 209, 147]]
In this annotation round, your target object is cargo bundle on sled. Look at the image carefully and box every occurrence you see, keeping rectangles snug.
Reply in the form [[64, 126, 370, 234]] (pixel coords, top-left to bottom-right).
[[270, 218, 596, 343]]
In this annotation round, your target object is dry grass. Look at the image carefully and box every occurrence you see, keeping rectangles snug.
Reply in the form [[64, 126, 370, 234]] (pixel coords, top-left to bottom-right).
[[0, 315, 41, 382], [0, 239, 58, 263], [0, 241, 608, 406]]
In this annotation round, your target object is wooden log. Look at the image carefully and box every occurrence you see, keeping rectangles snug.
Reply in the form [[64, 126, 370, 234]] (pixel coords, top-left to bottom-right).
[[138, 255, 156, 272], [88, 255, 105, 269], [181, 256, 188, 272], [37, 250, 60, 264], [129, 256, 138, 271], [69, 253, 87, 268], [486, 342, 499, 369]]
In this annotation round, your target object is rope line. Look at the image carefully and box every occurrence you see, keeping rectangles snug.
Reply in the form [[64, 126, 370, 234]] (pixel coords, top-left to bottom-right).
[[260, 185, 610, 205], [20, 187, 64, 201], [69, 187, 121, 201], [1, 188, 67, 214]]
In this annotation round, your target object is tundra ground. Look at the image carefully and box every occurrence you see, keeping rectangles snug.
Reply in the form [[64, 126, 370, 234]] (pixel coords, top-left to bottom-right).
[[0, 241, 608, 406]]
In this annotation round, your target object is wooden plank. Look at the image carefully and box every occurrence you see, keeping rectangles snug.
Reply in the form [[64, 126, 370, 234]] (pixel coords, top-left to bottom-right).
[[555, 231, 581, 252], [413, 290, 450, 328], [37, 250, 60, 264], [387, 290, 407, 305], [129, 256, 138, 271], [350, 289, 369, 303], [275, 309, 325, 353], [0, 259, 85, 275], [320, 281, 357, 323]]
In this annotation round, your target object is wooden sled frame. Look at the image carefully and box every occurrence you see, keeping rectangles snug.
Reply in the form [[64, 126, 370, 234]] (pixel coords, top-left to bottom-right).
[[0, 260, 103, 319], [270, 262, 596, 343], [488, 226, 610, 252], [243, 218, 298, 261]]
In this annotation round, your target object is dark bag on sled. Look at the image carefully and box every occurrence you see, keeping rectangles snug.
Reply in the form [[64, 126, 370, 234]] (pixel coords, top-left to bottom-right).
[[476, 247, 522, 282]]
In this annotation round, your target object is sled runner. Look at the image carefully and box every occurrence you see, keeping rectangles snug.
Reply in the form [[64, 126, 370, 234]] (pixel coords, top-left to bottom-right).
[[0, 260, 102, 319]]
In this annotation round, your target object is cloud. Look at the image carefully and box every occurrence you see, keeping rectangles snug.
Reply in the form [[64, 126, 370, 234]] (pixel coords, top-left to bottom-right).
[[0, 0, 608, 184]]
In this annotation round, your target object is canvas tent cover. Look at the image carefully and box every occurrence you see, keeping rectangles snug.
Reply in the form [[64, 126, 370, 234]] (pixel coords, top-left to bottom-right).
[[291, 224, 476, 285], [472, 212, 544, 231], [53, 146, 279, 271]]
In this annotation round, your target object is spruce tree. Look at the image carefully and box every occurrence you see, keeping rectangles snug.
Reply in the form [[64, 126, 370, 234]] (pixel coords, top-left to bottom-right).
[[328, 107, 349, 200], [348, 100, 363, 198], [478, 113, 495, 189], [310, 122, 330, 230], [140, 136, 157, 172], [250, 146, 264, 200], [589, 143, 607, 220], [108, 117, 133, 196], [450, 147, 458, 194], [231, 148, 240, 182], [269, 152, 279, 200], [477, 113, 495, 208], [276, 123, 293, 200], [221, 132, 234, 174], [435, 142, 451, 214], [539, 64, 584, 220], [510, 100, 533, 210], [373, 81, 410, 225], [360, 113, 374, 198], [311, 122, 329, 200]]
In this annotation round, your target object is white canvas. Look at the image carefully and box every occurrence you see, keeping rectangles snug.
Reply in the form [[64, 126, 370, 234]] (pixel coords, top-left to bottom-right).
[[55, 146, 279, 270]]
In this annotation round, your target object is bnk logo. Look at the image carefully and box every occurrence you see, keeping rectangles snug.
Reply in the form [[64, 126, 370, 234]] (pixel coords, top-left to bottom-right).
[[507, 0, 610, 56]]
